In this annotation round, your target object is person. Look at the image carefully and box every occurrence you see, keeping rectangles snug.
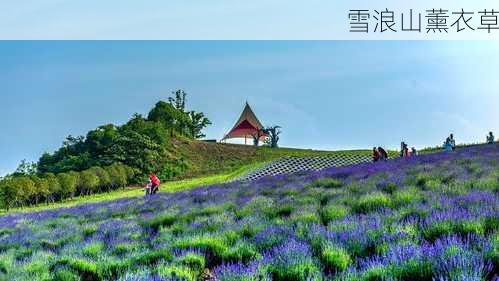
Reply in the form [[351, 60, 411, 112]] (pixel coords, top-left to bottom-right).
[[411, 147, 417, 156], [147, 173, 161, 195], [487, 132, 495, 144], [372, 147, 380, 162], [444, 137, 453, 152], [378, 147, 388, 161], [400, 142, 407, 157], [449, 134, 456, 150], [144, 179, 153, 195]]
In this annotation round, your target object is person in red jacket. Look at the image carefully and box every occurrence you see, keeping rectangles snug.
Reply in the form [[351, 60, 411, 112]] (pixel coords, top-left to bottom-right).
[[148, 173, 160, 195]]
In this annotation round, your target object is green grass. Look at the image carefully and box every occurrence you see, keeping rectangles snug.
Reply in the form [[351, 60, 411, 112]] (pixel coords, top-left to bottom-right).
[[172, 138, 379, 180], [1, 144, 389, 216], [0, 162, 264, 215]]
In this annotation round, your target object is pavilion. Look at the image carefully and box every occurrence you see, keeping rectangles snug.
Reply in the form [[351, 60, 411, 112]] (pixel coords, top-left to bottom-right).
[[222, 102, 267, 145]]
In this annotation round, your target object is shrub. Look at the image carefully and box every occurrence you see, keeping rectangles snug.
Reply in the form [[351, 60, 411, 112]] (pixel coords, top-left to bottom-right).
[[50, 257, 102, 281], [308, 178, 343, 189], [392, 188, 421, 208], [290, 211, 321, 225], [265, 239, 320, 281], [157, 264, 197, 281], [82, 242, 105, 259], [352, 192, 392, 214], [222, 241, 260, 264], [177, 252, 206, 272], [320, 204, 348, 224], [173, 234, 229, 266], [130, 249, 173, 267], [142, 211, 177, 232], [321, 244, 351, 273]]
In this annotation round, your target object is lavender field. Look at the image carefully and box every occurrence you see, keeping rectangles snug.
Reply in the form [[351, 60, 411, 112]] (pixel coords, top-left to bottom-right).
[[0, 145, 498, 281]]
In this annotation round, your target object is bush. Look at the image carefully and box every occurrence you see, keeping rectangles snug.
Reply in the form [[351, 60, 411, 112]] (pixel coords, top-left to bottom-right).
[[321, 244, 351, 273], [173, 234, 229, 266], [177, 252, 206, 272], [142, 211, 177, 232], [157, 264, 197, 281], [308, 178, 343, 189], [320, 204, 348, 224], [392, 188, 421, 208], [222, 240, 260, 264], [352, 192, 392, 214]]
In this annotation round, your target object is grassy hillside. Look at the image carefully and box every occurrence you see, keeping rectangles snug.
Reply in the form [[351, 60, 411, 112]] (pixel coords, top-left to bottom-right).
[[1, 144, 497, 280], [170, 138, 377, 179]]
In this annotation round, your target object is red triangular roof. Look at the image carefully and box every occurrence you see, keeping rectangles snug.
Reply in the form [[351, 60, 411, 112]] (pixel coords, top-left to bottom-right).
[[223, 102, 267, 140]]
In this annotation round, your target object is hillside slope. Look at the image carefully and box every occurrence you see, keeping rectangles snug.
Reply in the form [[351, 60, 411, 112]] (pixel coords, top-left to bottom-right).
[[1, 144, 497, 281], [170, 138, 376, 179]]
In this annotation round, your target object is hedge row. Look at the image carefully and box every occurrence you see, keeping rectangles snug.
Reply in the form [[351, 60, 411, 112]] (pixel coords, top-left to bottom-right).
[[0, 164, 136, 210]]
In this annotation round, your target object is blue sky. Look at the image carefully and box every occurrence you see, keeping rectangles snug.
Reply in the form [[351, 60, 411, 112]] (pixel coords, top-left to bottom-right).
[[1, 0, 498, 39], [0, 41, 498, 176]]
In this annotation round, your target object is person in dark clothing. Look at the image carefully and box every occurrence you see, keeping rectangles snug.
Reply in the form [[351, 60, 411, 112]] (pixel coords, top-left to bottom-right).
[[487, 132, 495, 144], [373, 147, 380, 162], [449, 134, 456, 150], [400, 142, 409, 157], [377, 147, 388, 161]]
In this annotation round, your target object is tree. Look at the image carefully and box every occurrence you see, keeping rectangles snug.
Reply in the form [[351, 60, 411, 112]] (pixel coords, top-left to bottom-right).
[[57, 172, 78, 199], [44, 173, 61, 202], [263, 126, 282, 148], [168, 89, 187, 111], [89, 166, 111, 192], [11, 176, 36, 206], [13, 159, 37, 176], [148, 90, 211, 139], [31, 176, 50, 204], [106, 130, 166, 175], [106, 164, 127, 189], [251, 129, 265, 147], [0, 178, 21, 209], [188, 111, 212, 139], [78, 170, 100, 195]]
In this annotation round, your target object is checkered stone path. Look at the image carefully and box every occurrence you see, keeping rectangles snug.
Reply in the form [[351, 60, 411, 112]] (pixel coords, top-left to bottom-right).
[[236, 154, 377, 182]]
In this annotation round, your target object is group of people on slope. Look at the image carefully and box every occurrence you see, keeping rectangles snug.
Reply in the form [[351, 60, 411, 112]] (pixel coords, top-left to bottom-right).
[[146, 131, 497, 195], [400, 141, 417, 158], [372, 146, 389, 162]]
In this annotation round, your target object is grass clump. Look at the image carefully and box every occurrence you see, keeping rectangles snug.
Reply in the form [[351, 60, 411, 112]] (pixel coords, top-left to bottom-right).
[[321, 244, 351, 273], [320, 204, 348, 224], [352, 192, 392, 214], [157, 264, 197, 281], [142, 211, 177, 232], [308, 178, 343, 189], [222, 240, 260, 264], [82, 242, 105, 259]]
